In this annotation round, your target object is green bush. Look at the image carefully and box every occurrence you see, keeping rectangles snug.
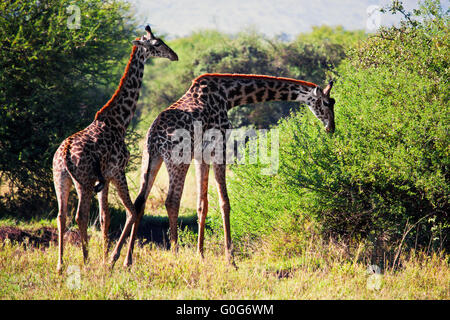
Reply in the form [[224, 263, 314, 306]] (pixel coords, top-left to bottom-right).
[[209, 1, 449, 252]]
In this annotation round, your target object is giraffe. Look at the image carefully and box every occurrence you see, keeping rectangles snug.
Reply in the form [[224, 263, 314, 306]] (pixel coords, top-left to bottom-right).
[[128, 73, 335, 265], [52, 26, 178, 271]]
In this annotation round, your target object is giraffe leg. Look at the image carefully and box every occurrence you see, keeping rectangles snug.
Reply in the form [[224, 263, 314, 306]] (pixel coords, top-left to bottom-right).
[[54, 169, 72, 273], [212, 163, 235, 266], [98, 181, 110, 264], [108, 172, 137, 268], [124, 153, 163, 266], [165, 162, 190, 252], [74, 184, 93, 265], [194, 160, 210, 258]]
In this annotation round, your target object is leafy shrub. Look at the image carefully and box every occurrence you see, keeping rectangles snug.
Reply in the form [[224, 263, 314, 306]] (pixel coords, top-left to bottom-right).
[[208, 1, 449, 253]]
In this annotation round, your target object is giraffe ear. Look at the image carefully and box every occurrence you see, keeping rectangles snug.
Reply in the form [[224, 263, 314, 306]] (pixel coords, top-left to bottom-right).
[[132, 40, 143, 47], [323, 80, 333, 97]]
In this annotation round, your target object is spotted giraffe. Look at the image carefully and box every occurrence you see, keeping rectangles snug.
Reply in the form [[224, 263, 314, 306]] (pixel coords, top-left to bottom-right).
[[126, 73, 334, 265], [52, 26, 178, 271]]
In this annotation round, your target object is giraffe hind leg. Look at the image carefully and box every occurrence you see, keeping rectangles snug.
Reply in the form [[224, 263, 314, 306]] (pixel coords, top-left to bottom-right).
[[74, 183, 93, 265], [98, 181, 111, 264], [194, 160, 210, 258], [135, 150, 163, 215], [54, 168, 72, 273], [124, 153, 163, 267], [165, 162, 190, 252]]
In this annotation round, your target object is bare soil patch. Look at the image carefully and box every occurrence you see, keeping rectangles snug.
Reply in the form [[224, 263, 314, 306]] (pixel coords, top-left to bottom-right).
[[0, 226, 81, 249]]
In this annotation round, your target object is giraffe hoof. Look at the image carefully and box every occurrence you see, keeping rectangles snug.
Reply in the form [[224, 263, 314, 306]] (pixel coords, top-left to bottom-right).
[[227, 255, 238, 270], [108, 255, 119, 270], [123, 258, 132, 267]]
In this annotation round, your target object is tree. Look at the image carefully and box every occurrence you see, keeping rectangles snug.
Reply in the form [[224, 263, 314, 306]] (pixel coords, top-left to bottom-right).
[[0, 0, 137, 218]]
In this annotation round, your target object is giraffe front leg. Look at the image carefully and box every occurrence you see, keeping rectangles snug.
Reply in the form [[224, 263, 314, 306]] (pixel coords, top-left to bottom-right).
[[108, 172, 136, 268], [98, 181, 111, 264], [212, 163, 236, 268], [194, 160, 210, 258]]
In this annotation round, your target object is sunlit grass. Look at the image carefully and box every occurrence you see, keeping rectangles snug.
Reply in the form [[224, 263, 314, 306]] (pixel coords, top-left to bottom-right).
[[1, 227, 448, 300]]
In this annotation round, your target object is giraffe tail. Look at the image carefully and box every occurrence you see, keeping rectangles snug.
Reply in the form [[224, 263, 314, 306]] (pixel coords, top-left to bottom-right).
[[93, 158, 105, 193], [94, 181, 105, 193], [134, 147, 161, 215], [63, 139, 105, 193], [63, 137, 83, 187]]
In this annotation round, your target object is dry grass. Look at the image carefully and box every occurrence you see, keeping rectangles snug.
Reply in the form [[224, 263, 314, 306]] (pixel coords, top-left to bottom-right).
[[1, 131, 448, 300], [1, 228, 448, 300]]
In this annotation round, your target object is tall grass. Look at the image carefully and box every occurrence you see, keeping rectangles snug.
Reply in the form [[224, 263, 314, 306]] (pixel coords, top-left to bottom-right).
[[0, 228, 448, 299]]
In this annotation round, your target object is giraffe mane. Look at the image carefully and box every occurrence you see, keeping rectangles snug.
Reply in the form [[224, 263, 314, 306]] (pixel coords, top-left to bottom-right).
[[192, 73, 318, 88], [94, 42, 139, 120]]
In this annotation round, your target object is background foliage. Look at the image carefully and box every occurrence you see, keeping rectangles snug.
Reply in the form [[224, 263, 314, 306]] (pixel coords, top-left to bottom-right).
[[0, 0, 138, 217], [136, 26, 365, 129]]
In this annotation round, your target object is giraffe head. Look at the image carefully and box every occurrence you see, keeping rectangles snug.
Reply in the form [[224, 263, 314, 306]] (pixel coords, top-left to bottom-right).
[[306, 81, 335, 133], [132, 25, 178, 61]]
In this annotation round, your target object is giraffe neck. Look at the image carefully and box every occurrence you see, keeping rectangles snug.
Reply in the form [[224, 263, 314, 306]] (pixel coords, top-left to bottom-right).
[[94, 45, 146, 133], [191, 73, 318, 109]]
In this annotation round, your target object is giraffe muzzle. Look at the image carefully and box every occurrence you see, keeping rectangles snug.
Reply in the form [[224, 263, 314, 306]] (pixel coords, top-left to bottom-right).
[[326, 123, 335, 134], [169, 51, 179, 61]]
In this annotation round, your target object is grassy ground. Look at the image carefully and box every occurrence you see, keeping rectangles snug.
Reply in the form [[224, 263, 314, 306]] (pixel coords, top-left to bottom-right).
[[1, 138, 448, 300], [1, 122, 448, 300], [0, 225, 448, 300]]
